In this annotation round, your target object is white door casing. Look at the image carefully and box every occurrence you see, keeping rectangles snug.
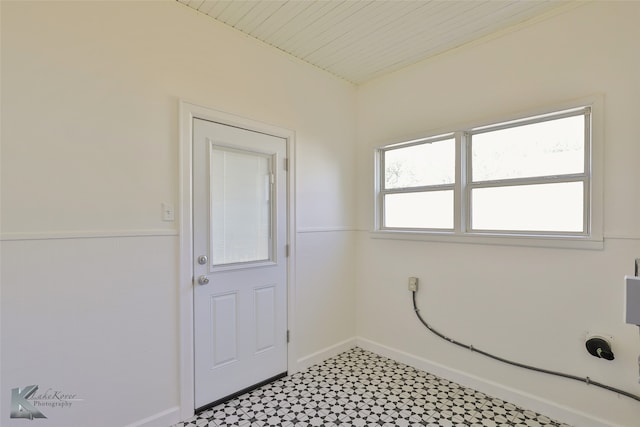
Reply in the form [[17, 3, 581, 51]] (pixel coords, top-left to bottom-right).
[[179, 101, 296, 420]]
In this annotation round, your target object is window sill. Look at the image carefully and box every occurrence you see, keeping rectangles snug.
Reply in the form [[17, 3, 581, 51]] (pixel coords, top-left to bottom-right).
[[370, 230, 604, 250]]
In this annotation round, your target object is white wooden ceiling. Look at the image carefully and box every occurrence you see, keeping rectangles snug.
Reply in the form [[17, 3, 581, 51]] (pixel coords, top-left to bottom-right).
[[178, 0, 573, 84]]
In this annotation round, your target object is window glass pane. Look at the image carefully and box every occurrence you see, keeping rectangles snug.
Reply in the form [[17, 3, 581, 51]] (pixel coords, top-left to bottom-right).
[[471, 182, 584, 232], [472, 115, 584, 182], [384, 138, 455, 189], [384, 191, 453, 229], [211, 148, 271, 266]]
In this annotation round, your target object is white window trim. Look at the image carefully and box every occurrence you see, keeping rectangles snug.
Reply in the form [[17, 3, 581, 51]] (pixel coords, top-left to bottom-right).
[[372, 96, 604, 250]]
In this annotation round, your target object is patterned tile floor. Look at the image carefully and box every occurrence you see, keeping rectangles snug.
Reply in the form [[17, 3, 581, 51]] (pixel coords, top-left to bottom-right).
[[173, 347, 571, 427]]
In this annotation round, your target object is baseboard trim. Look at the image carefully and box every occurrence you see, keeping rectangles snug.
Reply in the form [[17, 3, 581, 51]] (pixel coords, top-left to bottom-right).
[[356, 337, 620, 427], [125, 406, 181, 427], [295, 337, 357, 372]]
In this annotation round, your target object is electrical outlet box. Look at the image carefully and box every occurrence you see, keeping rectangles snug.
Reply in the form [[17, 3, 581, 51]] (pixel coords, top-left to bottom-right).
[[625, 276, 640, 325], [408, 277, 419, 292]]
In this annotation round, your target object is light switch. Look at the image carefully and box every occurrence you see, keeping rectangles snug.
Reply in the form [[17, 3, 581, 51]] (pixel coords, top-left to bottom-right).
[[162, 202, 175, 221]]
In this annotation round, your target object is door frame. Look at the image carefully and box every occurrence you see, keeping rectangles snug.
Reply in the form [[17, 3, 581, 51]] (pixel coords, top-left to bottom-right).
[[178, 100, 297, 420]]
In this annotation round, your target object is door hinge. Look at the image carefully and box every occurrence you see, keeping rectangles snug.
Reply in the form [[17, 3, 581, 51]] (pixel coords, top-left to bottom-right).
[[283, 158, 288, 171], [285, 244, 289, 257], [287, 330, 290, 343]]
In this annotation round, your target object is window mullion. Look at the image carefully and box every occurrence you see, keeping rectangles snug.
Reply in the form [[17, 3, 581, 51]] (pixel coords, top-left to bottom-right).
[[383, 184, 455, 195], [468, 173, 588, 190], [583, 109, 592, 235], [455, 131, 466, 235]]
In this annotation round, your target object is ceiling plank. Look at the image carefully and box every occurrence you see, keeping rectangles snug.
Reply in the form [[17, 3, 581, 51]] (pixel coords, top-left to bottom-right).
[[179, 0, 572, 84]]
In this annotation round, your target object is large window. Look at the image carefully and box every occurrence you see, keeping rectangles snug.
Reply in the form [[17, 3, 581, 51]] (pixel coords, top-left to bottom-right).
[[376, 101, 602, 247]]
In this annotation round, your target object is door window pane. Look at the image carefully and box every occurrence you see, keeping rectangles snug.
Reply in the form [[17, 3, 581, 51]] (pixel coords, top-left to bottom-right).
[[384, 191, 453, 229], [211, 147, 272, 266], [471, 182, 584, 232]]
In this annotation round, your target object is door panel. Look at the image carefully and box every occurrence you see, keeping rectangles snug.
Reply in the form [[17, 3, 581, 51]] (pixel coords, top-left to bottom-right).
[[210, 292, 238, 368], [254, 285, 276, 353], [193, 118, 288, 409]]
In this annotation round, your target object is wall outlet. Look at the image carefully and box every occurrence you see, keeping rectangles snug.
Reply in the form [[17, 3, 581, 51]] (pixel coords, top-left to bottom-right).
[[408, 277, 419, 292]]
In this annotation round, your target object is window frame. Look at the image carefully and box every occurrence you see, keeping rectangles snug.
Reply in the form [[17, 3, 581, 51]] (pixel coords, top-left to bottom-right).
[[373, 97, 603, 249], [380, 133, 456, 231]]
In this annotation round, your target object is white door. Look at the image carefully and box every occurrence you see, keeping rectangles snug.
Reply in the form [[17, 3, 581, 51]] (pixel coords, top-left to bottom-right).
[[193, 118, 288, 410]]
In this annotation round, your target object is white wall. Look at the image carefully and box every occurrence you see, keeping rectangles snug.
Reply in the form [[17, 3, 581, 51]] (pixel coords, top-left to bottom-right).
[[356, 2, 640, 426], [1, 1, 357, 426], [6, 1, 640, 427]]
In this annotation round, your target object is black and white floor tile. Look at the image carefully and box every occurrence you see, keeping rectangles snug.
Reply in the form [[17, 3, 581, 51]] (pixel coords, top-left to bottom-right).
[[173, 348, 571, 427]]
